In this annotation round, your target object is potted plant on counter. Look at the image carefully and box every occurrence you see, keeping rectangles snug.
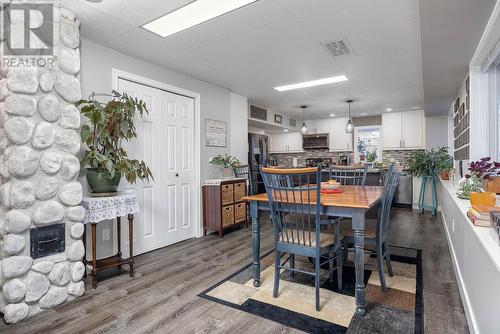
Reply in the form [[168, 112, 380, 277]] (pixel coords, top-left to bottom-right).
[[357, 138, 366, 162], [209, 154, 241, 178], [366, 149, 377, 167], [468, 157, 500, 193], [78, 91, 154, 193]]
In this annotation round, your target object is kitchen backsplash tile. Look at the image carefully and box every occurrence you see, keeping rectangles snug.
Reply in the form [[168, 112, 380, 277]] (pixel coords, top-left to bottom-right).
[[269, 149, 422, 167], [268, 150, 354, 167], [381, 149, 423, 166]]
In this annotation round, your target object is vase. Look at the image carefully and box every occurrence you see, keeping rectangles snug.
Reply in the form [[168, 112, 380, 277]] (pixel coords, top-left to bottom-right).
[[221, 167, 234, 179], [86, 168, 122, 193], [469, 191, 496, 207]]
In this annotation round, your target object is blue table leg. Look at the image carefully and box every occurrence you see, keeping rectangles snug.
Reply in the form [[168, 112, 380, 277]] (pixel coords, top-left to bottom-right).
[[352, 210, 366, 316], [250, 201, 261, 287]]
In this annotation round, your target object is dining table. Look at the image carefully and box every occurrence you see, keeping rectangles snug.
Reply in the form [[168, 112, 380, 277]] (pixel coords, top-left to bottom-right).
[[242, 185, 384, 316]]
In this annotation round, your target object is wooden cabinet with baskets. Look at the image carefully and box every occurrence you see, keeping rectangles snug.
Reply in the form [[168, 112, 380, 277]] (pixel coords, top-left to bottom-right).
[[202, 178, 248, 237]]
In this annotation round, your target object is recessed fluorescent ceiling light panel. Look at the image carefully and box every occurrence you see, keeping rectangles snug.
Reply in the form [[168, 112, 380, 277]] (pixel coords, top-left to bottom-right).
[[142, 0, 257, 37], [273, 75, 348, 92]]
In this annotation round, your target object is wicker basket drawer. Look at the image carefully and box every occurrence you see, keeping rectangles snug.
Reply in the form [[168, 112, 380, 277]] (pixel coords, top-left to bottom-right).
[[234, 182, 247, 202], [221, 184, 234, 205], [234, 202, 247, 223], [222, 205, 234, 227]]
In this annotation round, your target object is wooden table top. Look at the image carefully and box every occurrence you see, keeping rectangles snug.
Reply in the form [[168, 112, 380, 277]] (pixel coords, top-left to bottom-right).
[[242, 185, 384, 209]]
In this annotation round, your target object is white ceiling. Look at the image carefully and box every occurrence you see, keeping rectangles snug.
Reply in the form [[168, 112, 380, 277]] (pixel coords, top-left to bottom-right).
[[63, 0, 492, 119], [419, 0, 496, 115]]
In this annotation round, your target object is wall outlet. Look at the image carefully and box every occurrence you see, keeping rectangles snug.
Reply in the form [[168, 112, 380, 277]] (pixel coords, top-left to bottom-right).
[[390, 158, 395, 163], [102, 228, 110, 242]]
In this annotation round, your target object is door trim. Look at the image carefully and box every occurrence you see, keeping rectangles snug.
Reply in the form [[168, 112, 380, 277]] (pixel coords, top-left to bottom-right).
[[112, 68, 203, 240]]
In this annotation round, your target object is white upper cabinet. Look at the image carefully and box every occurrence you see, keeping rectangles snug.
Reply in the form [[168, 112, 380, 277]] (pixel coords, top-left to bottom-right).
[[401, 110, 424, 148], [329, 117, 353, 151], [306, 119, 318, 134], [382, 110, 424, 149], [381, 112, 402, 149], [316, 118, 330, 134], [269, 132, 303, 153]]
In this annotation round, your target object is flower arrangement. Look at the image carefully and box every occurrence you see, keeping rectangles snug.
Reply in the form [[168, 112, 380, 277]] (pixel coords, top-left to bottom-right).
[[456, 174, 482, 199], [467, 157, 500, 180]]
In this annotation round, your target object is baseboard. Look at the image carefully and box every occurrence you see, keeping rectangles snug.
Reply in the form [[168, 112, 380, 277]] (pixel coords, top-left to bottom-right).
[[440, 211, 478, 334]]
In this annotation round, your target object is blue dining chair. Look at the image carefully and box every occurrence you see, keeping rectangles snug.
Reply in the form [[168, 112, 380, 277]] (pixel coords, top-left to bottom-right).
[[339, 166, 400, 292], [260, 166, 343, 311], [328, 165, 369, 186], [233, 164, 254, 195]]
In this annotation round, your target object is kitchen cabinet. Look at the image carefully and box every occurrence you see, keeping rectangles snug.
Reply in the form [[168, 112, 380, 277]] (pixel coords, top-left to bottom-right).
[[269, 132, 303, 153], [329, 117, 353, 151], [306, 119, 318, 134], [382, 110, 424, 149], [316, 118, 330, 134]]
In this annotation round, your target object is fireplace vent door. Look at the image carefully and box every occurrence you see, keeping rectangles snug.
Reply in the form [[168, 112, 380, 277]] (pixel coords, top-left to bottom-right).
[[30, 224, 65, 259]]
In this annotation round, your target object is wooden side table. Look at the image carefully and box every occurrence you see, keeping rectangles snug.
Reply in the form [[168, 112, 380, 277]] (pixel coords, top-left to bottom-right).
[[82, 193, 139, 288]]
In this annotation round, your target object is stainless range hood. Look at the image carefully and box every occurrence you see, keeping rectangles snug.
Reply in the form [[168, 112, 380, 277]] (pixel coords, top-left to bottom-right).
[[302, 134, 329, 150]]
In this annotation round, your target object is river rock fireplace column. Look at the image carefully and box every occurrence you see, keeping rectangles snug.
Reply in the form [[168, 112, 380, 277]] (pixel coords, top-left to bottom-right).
[[0, 6, 84, 323]]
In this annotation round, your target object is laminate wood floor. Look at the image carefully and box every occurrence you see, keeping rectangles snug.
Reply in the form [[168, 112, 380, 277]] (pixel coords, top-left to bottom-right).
[[0, 209, 468, 334]]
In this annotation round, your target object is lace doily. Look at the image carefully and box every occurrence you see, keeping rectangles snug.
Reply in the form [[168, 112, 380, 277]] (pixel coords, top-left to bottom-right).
[[82, 193, 140, 224]]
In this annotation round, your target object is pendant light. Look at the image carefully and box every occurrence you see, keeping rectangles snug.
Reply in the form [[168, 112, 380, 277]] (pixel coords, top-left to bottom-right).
[[345, 99, 354, 133], [300, 105, 308, 135]]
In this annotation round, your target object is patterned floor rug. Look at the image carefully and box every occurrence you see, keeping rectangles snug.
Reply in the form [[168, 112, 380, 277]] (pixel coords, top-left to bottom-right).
[[199, 246, 423, 334]]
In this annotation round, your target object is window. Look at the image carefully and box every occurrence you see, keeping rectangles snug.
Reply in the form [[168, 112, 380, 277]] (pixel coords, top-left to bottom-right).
[[354, 126, 382, 163]]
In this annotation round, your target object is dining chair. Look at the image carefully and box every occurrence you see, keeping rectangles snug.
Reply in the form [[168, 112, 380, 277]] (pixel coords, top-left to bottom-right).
[[328, 164, 369, 185], [260, 166, 343, 311], [339, 167, 400, 292], [233, 164, 254, 195]]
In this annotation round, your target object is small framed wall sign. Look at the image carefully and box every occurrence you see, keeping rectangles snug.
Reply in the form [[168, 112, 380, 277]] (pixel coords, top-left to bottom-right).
[[205, 119, 227, 147], [274, 114, 283, 124]]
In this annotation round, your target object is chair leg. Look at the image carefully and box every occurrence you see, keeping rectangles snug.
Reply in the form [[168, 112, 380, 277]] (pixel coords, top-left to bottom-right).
[[384, 244, 394, 277], [342, 240, 349, 263], [337, 247, 343, 291], [376, 246, 388, 292], [290, 254, 295, 278], [328, 251, 334, 283], [273, 251, 281, 298], [315, 254, 321, 311]]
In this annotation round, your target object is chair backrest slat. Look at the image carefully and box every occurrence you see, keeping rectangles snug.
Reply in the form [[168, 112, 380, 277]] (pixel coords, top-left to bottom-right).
[[329, 165, 368, 186], [377, 167, 400, 243], [233, 165, 254, 195], [261, 166, 322, 248]]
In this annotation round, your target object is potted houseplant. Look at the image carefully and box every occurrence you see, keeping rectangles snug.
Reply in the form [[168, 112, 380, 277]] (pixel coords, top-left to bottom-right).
[[357, 138, 366, 162], [405, 147, 453, 177], [209, 154, 241, 178], [78, 91, 154, 193], [468, 157, 500, 193], [435, 147, 454, 180], [366, 149, 377, 167], [456, 174, 482, 200]]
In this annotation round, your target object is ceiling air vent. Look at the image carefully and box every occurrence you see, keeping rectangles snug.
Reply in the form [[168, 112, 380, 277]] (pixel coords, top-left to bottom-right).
[[249, 104, 268, 121], [322, 39, 351, 57], [289, 118, 297, 127]]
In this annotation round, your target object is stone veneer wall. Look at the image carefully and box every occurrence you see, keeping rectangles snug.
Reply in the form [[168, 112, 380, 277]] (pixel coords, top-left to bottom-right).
[[0, 6, 84, 323]]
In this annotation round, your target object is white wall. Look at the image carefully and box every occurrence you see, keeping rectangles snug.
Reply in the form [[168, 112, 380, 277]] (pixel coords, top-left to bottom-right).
[[229, 92, 248, 164], [80, 39, 243, 258], [425, 115, 449, 149]]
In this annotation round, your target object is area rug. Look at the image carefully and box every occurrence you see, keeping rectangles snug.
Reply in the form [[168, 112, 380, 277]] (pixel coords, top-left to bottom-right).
[[199, 246, 423, 334]]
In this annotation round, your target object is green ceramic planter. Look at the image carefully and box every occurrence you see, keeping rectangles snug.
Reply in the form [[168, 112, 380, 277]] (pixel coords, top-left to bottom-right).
[[86, 168, 121, 193]]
